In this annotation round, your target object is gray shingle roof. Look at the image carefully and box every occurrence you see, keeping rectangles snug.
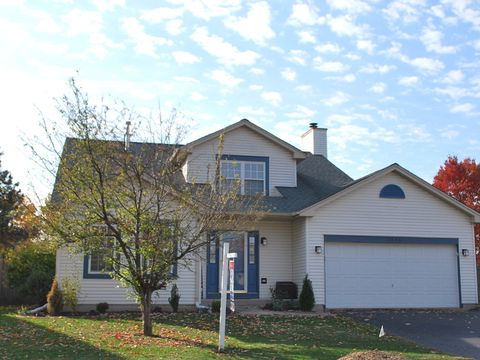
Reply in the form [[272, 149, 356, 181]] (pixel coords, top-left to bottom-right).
[[53, 138, 356, 214], [264, 155, 354, 213]]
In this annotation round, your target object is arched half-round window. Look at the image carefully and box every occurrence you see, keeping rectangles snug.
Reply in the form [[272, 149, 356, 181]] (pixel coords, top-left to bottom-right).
[[379, 184, 405, 199]]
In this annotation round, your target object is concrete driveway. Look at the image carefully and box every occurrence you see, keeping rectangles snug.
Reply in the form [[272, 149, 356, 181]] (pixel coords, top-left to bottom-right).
[[343, 309, 480, 359]]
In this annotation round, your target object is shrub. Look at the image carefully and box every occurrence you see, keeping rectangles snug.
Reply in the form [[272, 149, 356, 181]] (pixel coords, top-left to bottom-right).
[[299, 274, 315, 311], [62, 278, 80, 312], [96, 302, 109, 314], [47, 278, 63, 315], [5, 241, 55, 305], [211, 300, 221, 313], [168, 284, 180, 313]]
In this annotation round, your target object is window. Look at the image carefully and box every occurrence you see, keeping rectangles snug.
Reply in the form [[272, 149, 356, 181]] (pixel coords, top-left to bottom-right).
[[379, 184, 406, 199], [220, 158, 267, 195], [84, 225, 117, 279]]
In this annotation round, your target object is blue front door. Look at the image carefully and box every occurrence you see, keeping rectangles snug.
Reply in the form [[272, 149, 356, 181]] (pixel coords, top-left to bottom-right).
[[206, 231, 259, 299]]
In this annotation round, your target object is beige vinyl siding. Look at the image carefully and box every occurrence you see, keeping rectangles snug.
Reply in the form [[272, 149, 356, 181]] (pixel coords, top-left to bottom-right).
[[257, 220, 293, 298], [292, 217, 307, 286], [56, 248, 196, 305], [185, 126, 297, 196], [306, 172, 478, 306]]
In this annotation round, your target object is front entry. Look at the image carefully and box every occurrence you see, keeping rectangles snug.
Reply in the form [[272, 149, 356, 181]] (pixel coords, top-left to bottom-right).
[[206, 231, 259, 299]]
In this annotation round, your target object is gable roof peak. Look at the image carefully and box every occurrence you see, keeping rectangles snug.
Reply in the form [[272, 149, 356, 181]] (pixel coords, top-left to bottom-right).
[[186, 118, 307, 159]]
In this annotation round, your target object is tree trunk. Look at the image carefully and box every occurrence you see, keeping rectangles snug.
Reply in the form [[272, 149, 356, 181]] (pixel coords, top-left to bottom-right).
[[141, 291, 153, 336]]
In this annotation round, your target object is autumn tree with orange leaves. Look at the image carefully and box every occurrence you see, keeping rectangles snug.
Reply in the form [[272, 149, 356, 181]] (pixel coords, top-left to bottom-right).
[[433, 156, 480, 264]]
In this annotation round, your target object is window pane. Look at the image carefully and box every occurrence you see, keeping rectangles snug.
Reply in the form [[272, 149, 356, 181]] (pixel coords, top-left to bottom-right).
[[249, 236, 255, 264], [245, 162, 264, 180], [244, 179, 264, 195]]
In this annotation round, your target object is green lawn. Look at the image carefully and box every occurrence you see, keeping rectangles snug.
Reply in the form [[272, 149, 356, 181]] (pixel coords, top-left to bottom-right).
[[0, 307, 464, 359]]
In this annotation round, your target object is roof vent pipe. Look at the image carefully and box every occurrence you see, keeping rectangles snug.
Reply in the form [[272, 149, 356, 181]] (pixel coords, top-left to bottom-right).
[[124, 121, 131, 151]]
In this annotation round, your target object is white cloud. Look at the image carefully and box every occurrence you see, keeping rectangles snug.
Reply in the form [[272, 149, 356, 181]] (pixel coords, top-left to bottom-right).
[[190, 27, 259, 67], [356, 39, 375, 54], [169, 0, 242, 21], [360, 64, 396, 74], [326, 0, 372, 14], [398, 76, 419, 87], [287, 49, 308, 66], [409, 57, 444, 73], [141, 7, 184, 22], [165, 19, 185, 35], [286, 105, 315, 118], [313, 57, 348, 72], [191, 91, 206, 101], [172, 51, 200, 64], [442, 70, 464, 84], [121, 17, 172, 58], [435, 86, 470, 99], [295, 84, 312, 92], [324, 91, 350, 106], [342, 74, 356, 82], [174, 76, 199, 83], [326, 14, 369, 38], [446, 0, 480, 31], [261, 91, 282, 106], [209, 69, 244, 88], [224, 1, 275, 46], [287, 2, 323, 26], [237, 106, 271, 117], [370, 82, 387, 93], [249, 67, 265, 75], [420, 25, 457, 54], [281, 68, 297, 82], [315, 42, 341, 53], [383, 0, 426, 23], [450, 103, 475, 113], [91, 0, 125, 12], [63, 9, 103, 36], [297, 30, 316, 44], [249, 84, 263, 91]]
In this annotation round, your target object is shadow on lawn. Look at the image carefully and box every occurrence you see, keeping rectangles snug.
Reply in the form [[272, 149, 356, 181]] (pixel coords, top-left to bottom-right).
[[0, 312, 123, 360], [155, 313, 444, 360]]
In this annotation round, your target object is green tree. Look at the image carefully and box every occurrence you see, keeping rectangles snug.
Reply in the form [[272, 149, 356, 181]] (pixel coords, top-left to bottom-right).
[[0, 154, 28, 248], [32, 79, 263, 336], [299, 274, 315, 311], [5, 240, 56, 304]]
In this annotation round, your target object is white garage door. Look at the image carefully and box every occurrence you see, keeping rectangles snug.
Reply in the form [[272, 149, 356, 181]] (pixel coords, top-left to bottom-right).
[[325, 242, 459, 308]]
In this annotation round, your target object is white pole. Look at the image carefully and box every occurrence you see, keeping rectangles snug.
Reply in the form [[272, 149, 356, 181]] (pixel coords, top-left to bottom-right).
[[229, 259, 235, 313], [218, 242, 229, 351]]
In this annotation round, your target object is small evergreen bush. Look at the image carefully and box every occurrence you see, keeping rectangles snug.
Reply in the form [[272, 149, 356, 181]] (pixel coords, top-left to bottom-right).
[[299, 274, 315, 311], [96, 302, 109, 314], [168, 284, 180, 313], [47, 278, 63, 315]]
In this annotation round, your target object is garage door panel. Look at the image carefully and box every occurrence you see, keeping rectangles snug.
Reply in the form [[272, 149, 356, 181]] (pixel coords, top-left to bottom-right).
[[325, 242, 459, 308]]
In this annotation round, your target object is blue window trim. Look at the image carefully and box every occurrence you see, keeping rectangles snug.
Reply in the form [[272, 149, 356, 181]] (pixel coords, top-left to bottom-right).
[[324, 234, 458, 245], [220, 155, 269, 196], [83, 255, 111, 279], [83, 239, 178, 280], [379, 184, 405, 199]]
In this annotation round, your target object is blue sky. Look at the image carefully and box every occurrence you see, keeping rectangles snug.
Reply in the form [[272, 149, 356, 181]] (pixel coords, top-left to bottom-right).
[[1, 0, 479, 201]]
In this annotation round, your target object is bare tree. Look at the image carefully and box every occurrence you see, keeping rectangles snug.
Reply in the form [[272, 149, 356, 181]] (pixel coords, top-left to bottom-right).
[[30, 79, 264, 336]]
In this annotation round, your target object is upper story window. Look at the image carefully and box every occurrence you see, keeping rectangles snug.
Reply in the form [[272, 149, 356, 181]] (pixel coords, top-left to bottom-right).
[[220, 155, 269, 195], [379, 184, 405, 199]]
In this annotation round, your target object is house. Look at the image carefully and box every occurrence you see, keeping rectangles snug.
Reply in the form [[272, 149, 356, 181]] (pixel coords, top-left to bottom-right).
[[56, 119, 480, 310]]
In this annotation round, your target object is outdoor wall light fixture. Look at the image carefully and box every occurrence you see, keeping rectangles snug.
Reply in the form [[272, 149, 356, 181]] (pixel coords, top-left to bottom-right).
[[315, 246, 322, 254], [462, 249, 469, 257], [260, 237, 267, 246]]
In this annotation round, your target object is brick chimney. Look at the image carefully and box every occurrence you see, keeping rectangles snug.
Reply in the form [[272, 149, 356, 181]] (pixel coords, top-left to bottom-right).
[[301, 122, 327, 157]]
